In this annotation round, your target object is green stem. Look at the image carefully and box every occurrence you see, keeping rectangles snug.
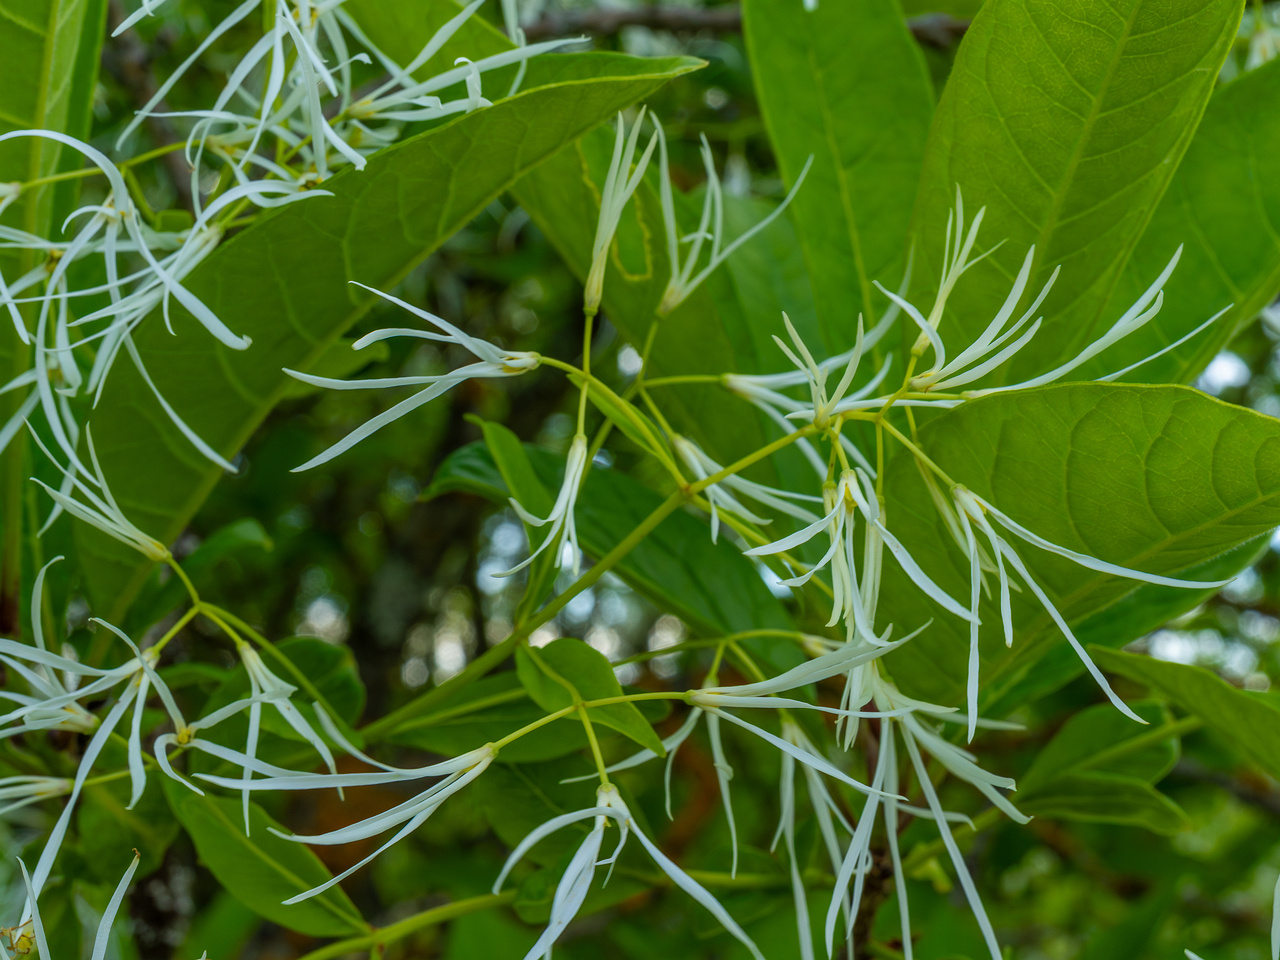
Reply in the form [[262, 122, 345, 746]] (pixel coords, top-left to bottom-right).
[[200, 604, 341, 722], [901, 806, 1002, 873], [521, 490, 684, 633], [294, 892, 513, 960], [362, 633, 522, 742]]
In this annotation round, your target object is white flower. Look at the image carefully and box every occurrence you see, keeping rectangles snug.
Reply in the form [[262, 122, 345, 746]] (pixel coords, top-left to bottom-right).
[[12, 850, 140, 960], [654, 119, 812, 315], [89, 619, 188, 808], [825, 670, 1023, 960], [944, 483, 1228, 729], [286, 282, 540, 471], [495, 783, 766, 960], [774, 314, 866, 429], [501, 433, 589, 576], [858, 189, 1224, 403], [881, 243, 1057, 394], [29, 428, 169, 561], [196, 743, 497, 902], [0, 777, 71, 818], [673, 433, 820, 543], [21, 664, 144, 907], [745, 469, 974, 642], [225, 641, 338, 830], [774, 721, 853, 960], [584, 110, 659, 314]]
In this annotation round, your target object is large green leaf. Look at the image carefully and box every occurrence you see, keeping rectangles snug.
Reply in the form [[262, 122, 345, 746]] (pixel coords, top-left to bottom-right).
[[1016, 701, 1189, 834], [910, 0, 1239, 387], [0, 0, 107, 632], [164, 778, 367, 937], [876, 383, 1280, 706], [81, 51, 702, 617], [426, 441, 795, 639], [1019, 772, 1189, 834], [1092, 647, 1280, 780], [1088, 58, 1280, 385], [742, 0, 934, 352], [0, 0, 106, 232], [516, 637, 665, 755]]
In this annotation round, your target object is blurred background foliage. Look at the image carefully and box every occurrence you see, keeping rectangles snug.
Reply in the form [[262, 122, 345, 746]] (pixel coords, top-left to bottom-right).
[[24, 0, 1280, 957]]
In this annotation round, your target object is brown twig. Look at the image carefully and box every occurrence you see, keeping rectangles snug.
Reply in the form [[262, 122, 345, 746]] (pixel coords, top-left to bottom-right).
[[102, 0, 194, 212], [523, 7, 970, 50]]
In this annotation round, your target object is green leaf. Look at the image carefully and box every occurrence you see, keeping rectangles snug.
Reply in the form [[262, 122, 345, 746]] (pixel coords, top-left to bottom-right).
[[390, 672, 593, 763], [1020, 701, 1177, 794], [445, 910, 539, 960], [422, 442, 509, 503], [1092, 647, 1280, 780], [516, 637, 666, 756], [175, 892, 260, 960], [1077, 883, 1176, 960], [1088, 58, 1280, 385], [163, 777, 367, 937], [742, 0, 934, 349], [910, 0, 1240, 388], [472, 417, 559, 614], [82, 50, 704, 619], [1017, 771, 1190, 834], [1014, 700, 1190, 834], [77, 774, 179, 881], [426, 442, 795, 639], [0, 0, 107, 229], [877, 383, 1280, 707]]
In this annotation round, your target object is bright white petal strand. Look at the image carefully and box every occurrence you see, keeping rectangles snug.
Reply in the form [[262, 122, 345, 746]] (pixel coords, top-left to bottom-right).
[[996, 543, 1146, 725], [630, 820, 765, 960], [975, 492, 1229, 588], [90, 853, 141, 960], [492, 807, 613, 892], [901, 727, 1002, 960], [709, 708, 893, 799]]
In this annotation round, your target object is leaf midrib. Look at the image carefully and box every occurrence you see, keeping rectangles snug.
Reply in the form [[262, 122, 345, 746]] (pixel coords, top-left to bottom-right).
[[202, 796, 367, 931]]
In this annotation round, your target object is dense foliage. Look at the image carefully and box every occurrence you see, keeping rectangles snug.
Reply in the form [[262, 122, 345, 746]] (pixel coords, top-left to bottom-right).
[[3, 0, 1280, 958]]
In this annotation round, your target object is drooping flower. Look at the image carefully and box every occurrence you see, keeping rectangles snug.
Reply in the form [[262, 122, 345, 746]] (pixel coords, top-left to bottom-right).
[[29, 428, 169, 561], [223, 640, 338, 830], [939, 482, 1228, 730], [494, 783, 766, 960], [286, 282, 540, 471], [584, 110, 659, 315], [503, 433, 589, 576], [824, 667, 1024, 960], [672, 433, 820, 543], [12, 850, 141, 960], [746, 469, 974, 642], [654, 119, 812, 315], [197, 744, 497, 901]]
